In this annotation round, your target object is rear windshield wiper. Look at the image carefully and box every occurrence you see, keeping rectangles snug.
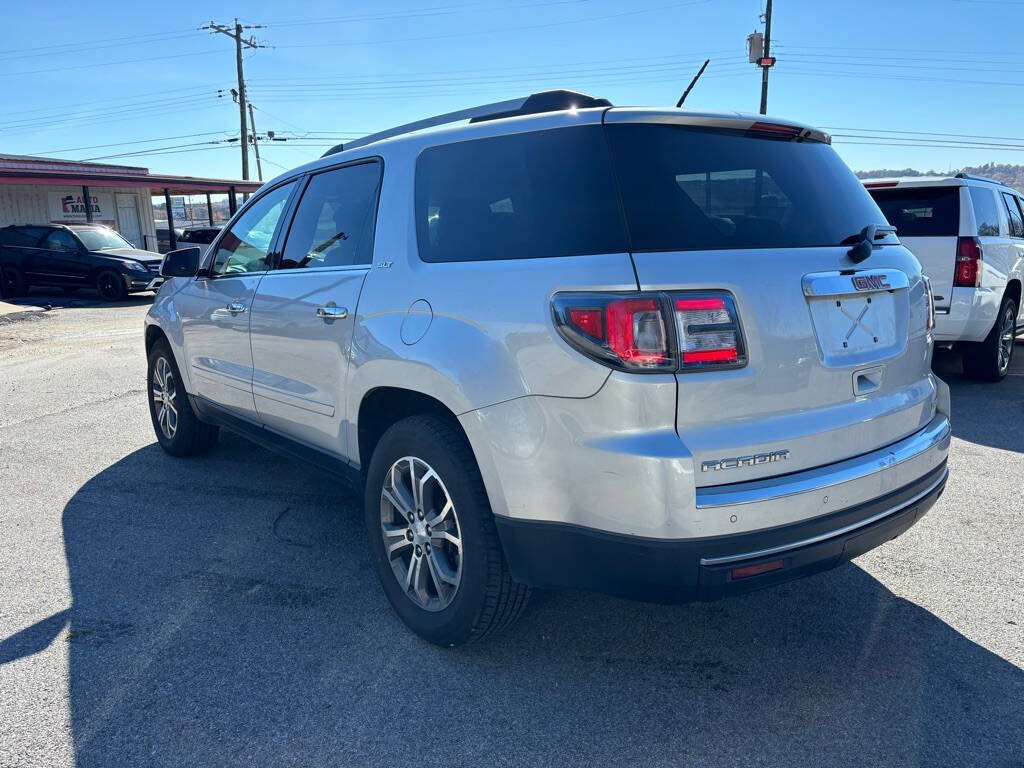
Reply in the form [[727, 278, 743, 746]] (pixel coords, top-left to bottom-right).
[[842, 224, 897, 263]]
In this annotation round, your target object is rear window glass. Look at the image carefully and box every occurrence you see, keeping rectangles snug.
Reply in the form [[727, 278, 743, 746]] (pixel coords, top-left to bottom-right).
[[868, 186, 959, 237], [607, 124, 887, 251], [969, 187, 1001, 236], [414, 126, 627, 262], [0, 227, 45, 247]]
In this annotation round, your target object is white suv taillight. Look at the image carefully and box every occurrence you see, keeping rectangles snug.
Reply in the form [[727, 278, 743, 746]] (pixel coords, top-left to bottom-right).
[[552, 291, 745, 373]]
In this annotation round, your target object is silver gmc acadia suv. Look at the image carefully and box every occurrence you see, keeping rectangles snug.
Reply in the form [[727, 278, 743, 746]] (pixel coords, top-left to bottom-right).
[[144, 91, 951, 645]]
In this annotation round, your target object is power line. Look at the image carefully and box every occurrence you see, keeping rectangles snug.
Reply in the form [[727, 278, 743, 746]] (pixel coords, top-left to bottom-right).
[[0, 48, 224, 78], [0, 31, 202, 63], [30, 132, 241, 157]]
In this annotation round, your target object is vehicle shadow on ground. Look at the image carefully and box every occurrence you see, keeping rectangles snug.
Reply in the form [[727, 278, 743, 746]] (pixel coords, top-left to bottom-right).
[[7, 288, 154, 310], [45, 433, 1023, 767], [934, 341, 1024, 453]]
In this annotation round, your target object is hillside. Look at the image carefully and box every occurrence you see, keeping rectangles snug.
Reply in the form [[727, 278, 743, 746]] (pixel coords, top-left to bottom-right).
[[856, 163, 1024, 191]]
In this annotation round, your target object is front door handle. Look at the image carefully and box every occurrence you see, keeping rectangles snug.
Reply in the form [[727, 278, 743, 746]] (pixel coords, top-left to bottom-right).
[[227, 300, 247, 315], [316, 305, 348, 319]]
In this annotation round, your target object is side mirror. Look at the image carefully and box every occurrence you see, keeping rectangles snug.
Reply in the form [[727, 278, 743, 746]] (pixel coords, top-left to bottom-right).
[[160, 247, 202, 278]]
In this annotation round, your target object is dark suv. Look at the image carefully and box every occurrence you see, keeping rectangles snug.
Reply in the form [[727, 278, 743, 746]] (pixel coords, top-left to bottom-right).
[[0, 224, 163, 300]]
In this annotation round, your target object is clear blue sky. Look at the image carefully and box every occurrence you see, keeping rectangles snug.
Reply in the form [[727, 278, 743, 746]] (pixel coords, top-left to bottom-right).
[[2, 0, 1023, 181]]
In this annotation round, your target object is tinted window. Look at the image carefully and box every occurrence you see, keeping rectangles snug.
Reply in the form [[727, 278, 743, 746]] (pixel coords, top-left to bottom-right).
[[868, 186, 960, 237], [210, 182, 295, 275], [609, 125, 887, 251], [1002, 192, 1024, 238], [969, 187, 1001, 236], [279, 161, 382, 269], [0, 227, 46, 247], [43, 230, 79, 252], [415, 126, 627, 262]]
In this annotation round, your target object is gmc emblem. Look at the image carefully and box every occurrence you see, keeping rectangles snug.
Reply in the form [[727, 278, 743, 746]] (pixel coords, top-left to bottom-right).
[[852, 274, 891, 292], [701, 450, 790, 472]]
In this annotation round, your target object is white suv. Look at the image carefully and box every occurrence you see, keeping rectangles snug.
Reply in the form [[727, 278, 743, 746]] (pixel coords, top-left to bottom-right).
[[866, 174, 1024, 380], [145, 92, 950, 645]]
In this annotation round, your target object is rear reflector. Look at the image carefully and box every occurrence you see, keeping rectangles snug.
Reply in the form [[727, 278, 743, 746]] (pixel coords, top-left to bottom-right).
[[954, 236, 982, 288], [731, 560, 784, 580]]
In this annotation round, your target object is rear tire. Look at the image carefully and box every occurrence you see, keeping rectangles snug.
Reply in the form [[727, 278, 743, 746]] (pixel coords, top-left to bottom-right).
[[1, 266, 27, 299], [962, 295, 1017, 382], [364, 415, 530, 646], [96, 269, 127, 301], [147, 339, 219, 456]]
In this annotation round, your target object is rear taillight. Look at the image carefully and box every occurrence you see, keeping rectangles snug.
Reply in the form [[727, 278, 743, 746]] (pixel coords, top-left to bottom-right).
[[954, 236, 982, 287], [552, 291, 745, 373], [674, 295, 746, 370]]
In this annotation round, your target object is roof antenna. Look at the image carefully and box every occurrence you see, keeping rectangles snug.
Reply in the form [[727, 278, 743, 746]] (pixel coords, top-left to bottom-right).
[[676, 58, 710, 108]]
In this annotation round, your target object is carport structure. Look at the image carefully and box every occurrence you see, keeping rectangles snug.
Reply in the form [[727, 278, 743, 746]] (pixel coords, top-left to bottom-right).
[[0, 154, 261, 251]]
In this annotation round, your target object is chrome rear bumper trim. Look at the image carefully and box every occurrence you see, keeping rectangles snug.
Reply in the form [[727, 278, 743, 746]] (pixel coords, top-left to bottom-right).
[[700, 466, 947, 566], [696, 416, 951, 510]]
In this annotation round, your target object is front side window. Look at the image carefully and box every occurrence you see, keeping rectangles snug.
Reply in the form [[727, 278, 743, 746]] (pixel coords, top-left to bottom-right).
[[1001, 192, 1024, 238], [415, 126, 627, 262], [43, 230, 79, 252], [868, 186, 960, 237], [969, 187, 1001, 237], [279, 161, 382, 270], [210, 181, 295, 275], [608, 124, 888, 251]]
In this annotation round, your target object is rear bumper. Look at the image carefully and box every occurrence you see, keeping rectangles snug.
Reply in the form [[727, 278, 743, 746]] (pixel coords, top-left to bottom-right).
[[495, 462, 947, 603]]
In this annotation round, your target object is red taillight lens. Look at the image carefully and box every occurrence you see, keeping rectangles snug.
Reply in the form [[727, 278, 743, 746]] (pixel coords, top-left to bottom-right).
[[553, 291, 745, 373], [954, 236, 982, 288], [605, 298, 669, 366], [674, 294, 745, 370], [568, 308, 603, 339]]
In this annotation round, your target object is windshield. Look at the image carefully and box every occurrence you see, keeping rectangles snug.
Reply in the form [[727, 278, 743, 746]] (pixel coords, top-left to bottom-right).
[[606, 124, 889, 252], [75, 228, 133, 251]]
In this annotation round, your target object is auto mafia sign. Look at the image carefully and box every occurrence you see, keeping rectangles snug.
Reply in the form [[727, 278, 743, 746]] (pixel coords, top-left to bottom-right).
[[48, 190, 115, 225]]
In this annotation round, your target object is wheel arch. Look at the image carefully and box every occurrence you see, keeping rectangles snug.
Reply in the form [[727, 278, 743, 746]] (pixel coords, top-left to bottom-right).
[[357, 387, 473, 478]]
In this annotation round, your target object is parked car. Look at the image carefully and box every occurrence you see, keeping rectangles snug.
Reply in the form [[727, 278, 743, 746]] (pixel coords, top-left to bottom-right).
[[865, 174, 1023, 381], [0, 223, 162, 300], [177, 226, 222, 257], [144, 91, 951, 645], [154, 225, 184, 254]]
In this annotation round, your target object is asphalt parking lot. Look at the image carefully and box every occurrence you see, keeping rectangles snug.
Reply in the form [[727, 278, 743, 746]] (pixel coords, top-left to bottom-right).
[[0, 295, 1021, 768]]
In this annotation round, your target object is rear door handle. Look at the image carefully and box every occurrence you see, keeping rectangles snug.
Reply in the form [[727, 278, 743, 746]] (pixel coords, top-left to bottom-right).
[[227, 300, 247, 315], [316, 305, 348, 319]]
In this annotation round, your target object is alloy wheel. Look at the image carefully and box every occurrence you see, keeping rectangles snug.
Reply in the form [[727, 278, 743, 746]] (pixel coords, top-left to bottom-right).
[[998, 303, 1016, 376], [98, 272, 121, 300], [380, 456, 463, 612], [152, 356, 178, 440]]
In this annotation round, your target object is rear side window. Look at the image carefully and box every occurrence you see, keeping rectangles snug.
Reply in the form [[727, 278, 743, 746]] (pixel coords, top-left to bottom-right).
[[869, 186, 959, 237], [415, 126, 627, 262], [607, 124, 887, 251], [969, 187, 1001, 236], [0, 227, 46, 247], [279, 160, 382, 269], [1001, 192, 1024, 238]]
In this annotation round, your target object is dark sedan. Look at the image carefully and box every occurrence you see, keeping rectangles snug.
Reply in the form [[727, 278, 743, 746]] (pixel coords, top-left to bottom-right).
[[0, 224, 163, 300]]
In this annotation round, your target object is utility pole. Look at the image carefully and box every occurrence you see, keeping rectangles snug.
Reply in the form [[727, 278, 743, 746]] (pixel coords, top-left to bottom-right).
[[202, 19, 267, 180], [759, 0, 773, 115], [248, 103, 263, 182]]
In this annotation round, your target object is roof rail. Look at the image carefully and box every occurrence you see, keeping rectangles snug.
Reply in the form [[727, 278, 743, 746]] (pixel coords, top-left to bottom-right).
[[955, 172, 1004, 185], [321, 89, 611, 157]]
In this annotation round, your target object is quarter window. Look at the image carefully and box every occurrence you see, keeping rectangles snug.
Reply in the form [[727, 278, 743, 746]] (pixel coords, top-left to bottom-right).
[[1001, 192, 1024, 238], [210, 182, 295, 276], [969, 187, 1001, 237], [279, 161, 382, 270]]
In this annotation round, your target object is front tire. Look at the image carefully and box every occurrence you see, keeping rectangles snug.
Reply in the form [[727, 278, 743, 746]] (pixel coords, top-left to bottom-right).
[[962, 295, 1018, 382], [96, 269, 127, 301], [147, 339, 219, 456], [364, 415, 530, 646]]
